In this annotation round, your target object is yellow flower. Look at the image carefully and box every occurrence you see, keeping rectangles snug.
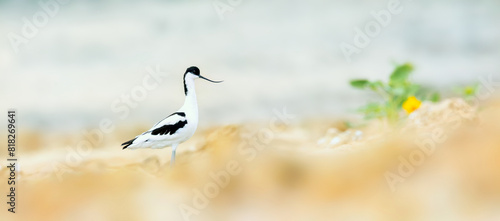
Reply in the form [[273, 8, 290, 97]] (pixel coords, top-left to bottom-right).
[[402, 96, 421, 114]]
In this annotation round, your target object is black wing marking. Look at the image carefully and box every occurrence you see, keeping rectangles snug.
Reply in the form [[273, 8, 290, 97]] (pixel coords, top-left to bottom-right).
[[152, 112, 186, 128], [121, 137, 137, 150], [122, 112, 187, 149], [151, 120, 188, 136], [171, 112, 186, 117]]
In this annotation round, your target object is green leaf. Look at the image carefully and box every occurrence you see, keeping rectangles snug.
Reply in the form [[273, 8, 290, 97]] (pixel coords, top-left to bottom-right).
[[368, 81, 384, 90], [390, 63, 414, 84], [350, 79, 370, 89]]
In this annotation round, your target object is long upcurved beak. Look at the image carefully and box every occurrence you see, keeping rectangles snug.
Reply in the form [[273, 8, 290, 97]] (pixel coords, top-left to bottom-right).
[[199, 75, 223, 83]]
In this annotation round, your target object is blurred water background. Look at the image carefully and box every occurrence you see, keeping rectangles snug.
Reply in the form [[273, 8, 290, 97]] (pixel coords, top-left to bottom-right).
[[1, 0, 499, 131]]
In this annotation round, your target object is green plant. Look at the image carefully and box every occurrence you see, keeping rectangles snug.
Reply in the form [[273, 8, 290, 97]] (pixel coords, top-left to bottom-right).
[[454, 83, 479, 102], [350, 63, 439, 123]]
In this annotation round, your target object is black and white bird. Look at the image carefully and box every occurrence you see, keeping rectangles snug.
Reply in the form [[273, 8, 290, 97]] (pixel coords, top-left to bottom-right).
[[121, 66, 222, 166]]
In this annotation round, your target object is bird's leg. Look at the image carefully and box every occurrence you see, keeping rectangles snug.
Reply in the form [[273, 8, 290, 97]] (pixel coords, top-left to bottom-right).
[[170, 144, 178, 168]]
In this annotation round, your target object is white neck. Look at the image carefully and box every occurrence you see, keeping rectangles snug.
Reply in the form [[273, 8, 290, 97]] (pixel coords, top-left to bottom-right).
[[181, 74, 198, 116]]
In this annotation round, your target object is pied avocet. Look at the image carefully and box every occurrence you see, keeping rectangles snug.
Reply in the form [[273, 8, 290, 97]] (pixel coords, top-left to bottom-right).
[[121, 66, 222, 167]]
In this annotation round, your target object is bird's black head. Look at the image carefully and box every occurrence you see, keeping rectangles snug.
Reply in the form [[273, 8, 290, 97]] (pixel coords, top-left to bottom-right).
[[184, 66, 222, 83], [185, 66, 200, 76], [183, 66, 222, 96]]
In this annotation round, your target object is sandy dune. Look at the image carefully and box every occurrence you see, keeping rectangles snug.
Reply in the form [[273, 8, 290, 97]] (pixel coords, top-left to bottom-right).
[[2, 98, 500, 221]]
